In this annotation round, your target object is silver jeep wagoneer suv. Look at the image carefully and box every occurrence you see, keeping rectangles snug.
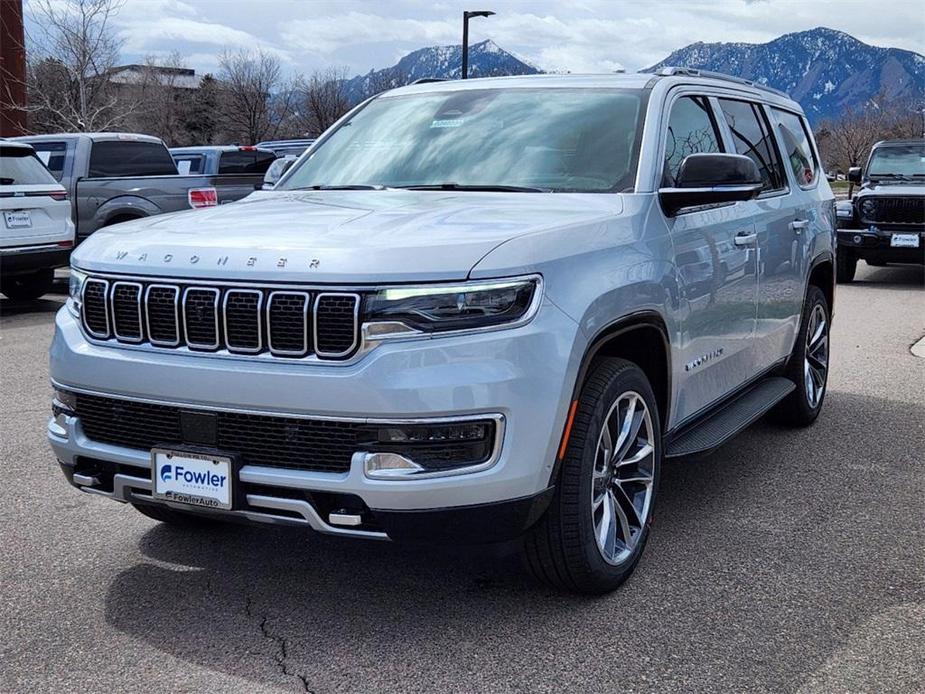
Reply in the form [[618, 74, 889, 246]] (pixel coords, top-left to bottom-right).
[[49, 69, 835, 593]]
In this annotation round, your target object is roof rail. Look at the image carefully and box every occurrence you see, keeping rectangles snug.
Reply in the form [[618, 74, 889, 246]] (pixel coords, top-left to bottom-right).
[[411, 77, 448, 85], [651, 66, 789, 98]]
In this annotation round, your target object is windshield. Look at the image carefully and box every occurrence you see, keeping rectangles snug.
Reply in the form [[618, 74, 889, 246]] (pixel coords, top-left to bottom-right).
[[867, 143, 925, 179], [279, 88, 644, 193]]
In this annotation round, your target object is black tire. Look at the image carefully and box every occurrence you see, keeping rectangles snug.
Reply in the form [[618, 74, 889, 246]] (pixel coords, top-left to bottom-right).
[[776, 285, 830, 427], [1, 268, 54, 301], [836, 250, 857, 283], [523, 358, 661, 594], [132, 502, 221, 527]]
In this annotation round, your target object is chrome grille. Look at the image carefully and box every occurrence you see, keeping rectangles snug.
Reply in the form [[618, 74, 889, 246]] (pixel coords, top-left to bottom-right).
[[84, 278, 361, 361], [111, 282, 142, 342], [82, 279, 110, 338]]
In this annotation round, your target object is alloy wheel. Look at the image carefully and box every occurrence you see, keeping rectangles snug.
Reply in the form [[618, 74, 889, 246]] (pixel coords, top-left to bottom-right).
[[591, 391, 656, 565], [804, 303, 829, 408]]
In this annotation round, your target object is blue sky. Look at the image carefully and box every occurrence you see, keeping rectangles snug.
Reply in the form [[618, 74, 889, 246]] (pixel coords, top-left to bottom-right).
[[24, 0, 925, 77]]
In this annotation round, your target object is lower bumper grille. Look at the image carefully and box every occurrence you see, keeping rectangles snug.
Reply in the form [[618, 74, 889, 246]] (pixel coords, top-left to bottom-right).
[[74, 393, 360, 473]]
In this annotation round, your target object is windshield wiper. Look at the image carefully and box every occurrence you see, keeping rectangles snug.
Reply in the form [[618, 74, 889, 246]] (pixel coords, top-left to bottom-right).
[[871, 173, 912, 181], [290, 184, 386, 191], [392, 183, 549, 193]]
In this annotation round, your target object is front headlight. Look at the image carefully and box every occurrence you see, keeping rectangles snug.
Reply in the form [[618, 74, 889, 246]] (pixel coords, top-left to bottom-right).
[[67, 267, 87, 317], [364, 276, 541, 336]]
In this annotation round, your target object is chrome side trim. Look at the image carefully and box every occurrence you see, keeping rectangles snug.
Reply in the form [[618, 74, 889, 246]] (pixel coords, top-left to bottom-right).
[[81, 278, 110, 339], [266, 290, 311, 357], [110, 281, 144, 344], [223, 288, 263, 354], [313, 292, 360, 358], [144, 284, 181, 347], [182, 286, 220, 351]]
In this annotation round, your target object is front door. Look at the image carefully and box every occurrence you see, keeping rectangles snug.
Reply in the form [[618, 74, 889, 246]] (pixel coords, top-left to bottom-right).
[[662, 94, 759, 423]]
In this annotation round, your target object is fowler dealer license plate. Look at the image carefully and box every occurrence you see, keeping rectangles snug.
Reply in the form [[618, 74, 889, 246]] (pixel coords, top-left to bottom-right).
[[890, 233, 920, 248], [152, 449, 232, 510], [3, 211, 32, 229]]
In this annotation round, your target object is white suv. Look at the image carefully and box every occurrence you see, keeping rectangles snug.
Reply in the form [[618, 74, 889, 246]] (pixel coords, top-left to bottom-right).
[[1, 141, 74, 300]]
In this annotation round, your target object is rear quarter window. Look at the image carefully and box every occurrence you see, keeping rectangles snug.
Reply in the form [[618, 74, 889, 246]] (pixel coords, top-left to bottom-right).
[[0, 147, 60, 186], [771, 109, 819, 188], [88, 140, 177, 178], [219, 151, 277, 174]]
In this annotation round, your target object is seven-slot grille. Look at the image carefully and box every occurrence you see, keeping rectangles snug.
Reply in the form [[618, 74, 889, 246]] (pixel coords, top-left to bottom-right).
[[81, 278, 360, 360], [862, 197, 925, 226]]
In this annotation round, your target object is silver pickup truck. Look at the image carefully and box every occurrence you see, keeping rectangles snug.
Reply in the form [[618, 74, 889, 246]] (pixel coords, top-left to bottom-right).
[[13, 133, 262, 243]]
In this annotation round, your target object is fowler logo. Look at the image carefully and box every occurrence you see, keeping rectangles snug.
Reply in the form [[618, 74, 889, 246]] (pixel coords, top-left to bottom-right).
[[160, 464, 173, 482], [160, 463, 227, 488]]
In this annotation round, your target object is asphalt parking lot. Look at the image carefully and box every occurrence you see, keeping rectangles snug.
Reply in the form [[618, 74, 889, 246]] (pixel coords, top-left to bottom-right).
[[2, 264, 923, 694]]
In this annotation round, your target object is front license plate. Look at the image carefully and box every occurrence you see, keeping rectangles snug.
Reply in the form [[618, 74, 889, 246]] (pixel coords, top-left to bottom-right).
[[4, 211, 32, 229], [152, 449, 233, 510], [891, 233, 920, 248]]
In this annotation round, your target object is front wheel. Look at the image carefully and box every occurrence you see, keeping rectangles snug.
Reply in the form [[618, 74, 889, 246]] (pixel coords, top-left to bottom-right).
[[836, 250, 857, 283], [523, 358, 661, 594]]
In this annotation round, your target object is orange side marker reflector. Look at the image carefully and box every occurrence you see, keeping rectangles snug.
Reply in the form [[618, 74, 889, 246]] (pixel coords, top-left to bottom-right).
[[557, 400, 579, 460]]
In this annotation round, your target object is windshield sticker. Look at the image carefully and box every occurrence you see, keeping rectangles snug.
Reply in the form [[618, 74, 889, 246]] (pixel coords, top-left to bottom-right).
[[431, 118, 466, 129]]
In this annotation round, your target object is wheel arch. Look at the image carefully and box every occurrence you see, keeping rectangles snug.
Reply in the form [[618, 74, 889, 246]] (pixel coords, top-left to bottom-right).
[[807, 251, 835, 320], [549, 311, 672, 486]]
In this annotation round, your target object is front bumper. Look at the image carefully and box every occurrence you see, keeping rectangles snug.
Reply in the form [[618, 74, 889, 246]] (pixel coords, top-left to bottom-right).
[[48, 301, 580, 541], [837, 228, 925, 264]]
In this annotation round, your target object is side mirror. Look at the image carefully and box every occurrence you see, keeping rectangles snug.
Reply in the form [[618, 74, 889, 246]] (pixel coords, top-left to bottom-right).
[[659, 153, 763, 217], [847, 166, 862, 184]]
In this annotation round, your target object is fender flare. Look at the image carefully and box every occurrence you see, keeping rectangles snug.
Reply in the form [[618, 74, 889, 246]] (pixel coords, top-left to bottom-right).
[[95, 195, 161, 227]]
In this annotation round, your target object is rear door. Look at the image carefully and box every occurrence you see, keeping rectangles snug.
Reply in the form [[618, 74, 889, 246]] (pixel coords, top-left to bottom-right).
[[0, 146, 73, 247], [662, 94, 759, 423], [714, 97, 801, 371]]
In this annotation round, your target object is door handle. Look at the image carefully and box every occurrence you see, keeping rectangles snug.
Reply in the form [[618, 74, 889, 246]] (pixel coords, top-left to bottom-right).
[[789, 219, 809, 234], [734, 232, 757, 247]]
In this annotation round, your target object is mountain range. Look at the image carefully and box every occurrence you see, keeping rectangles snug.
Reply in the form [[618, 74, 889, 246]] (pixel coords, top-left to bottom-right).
[[343, 28, 923, 124]]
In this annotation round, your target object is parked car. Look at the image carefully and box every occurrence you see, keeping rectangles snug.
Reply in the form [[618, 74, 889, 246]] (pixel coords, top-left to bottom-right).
[[170, 145, 277, 177], [836, 139, 924, 282], [262, 154, 297, 189], [14, 133, 226, 243], [49, 71, 835, 594], [255, 138, 314, 157], [0, 140, 75, 300]]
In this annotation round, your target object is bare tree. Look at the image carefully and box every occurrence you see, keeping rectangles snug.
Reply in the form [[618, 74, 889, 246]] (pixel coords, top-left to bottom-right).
[[296, 67, 351, 137], [218, 48, 293, 144], [17, 0, 131, 132], [127, 52, 196, 145]]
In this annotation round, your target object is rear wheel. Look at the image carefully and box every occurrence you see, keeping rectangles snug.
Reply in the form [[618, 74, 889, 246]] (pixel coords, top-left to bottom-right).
[[0, 268, 54, 301], [777, 285, 830, 427], [523, 358, 661, 594], [836, 250, 857, 283], [132, 502, 221, 527]]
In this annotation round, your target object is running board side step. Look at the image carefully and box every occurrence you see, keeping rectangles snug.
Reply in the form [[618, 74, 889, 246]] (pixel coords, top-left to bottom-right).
[[666, 377, 795, 458]]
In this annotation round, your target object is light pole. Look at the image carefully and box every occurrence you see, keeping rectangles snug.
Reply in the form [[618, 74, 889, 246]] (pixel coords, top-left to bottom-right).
[[461, 10, 495, 79]]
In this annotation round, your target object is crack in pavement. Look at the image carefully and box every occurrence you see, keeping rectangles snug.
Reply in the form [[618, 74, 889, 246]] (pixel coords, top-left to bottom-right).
[[245, 596, 314, 693]]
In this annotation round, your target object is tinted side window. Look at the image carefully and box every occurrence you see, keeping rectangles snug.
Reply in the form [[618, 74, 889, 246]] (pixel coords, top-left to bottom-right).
[[718, 99, 785, 192], [88, 141, 177, 177], [254, 151, 277, 174], [664, 96, 723, 186], [27, 141, 67, 181], [771, 109, 818, 187], [218, 151, 256, 174]]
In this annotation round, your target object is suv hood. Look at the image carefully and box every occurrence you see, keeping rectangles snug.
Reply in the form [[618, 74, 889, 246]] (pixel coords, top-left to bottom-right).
[[72, 189, 621, 283], [858, 182, 925, 197]]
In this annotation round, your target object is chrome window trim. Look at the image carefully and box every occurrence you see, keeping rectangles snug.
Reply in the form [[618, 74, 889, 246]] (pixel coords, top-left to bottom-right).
[[313, 292, 360, 358], [222, 288, 264, 354], [267, 290, 311, 356], [144, 284, 180, 347], [81, 278, 110, 339], [110, 281, 144, 344], [182, 286, 220, 351]]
